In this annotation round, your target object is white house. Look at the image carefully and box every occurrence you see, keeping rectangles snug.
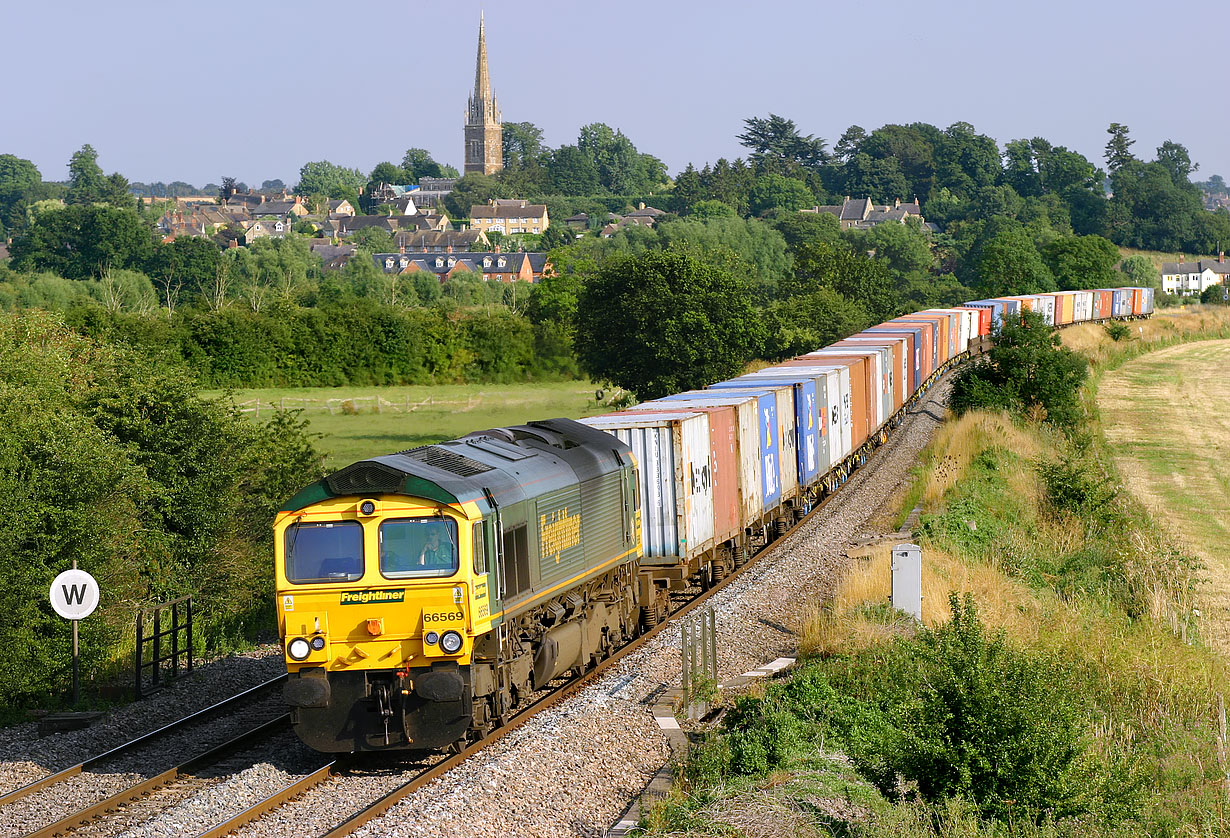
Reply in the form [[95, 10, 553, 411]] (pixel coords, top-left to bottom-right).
[[1160, 257, 1230, 296]]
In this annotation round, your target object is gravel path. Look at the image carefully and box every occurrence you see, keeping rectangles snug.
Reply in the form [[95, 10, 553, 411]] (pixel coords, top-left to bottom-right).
[[0, 378, 952, 838]]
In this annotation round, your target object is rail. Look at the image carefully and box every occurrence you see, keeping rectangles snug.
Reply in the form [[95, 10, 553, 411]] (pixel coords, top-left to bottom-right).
[[0, 674, 287, 809]]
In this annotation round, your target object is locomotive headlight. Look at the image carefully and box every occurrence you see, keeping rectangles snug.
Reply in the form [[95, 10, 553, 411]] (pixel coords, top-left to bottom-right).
[[309, 636, 326, 651], [287, 638, 311, 660], [440, 630, 463, 654], [424, 631, 440, 645]]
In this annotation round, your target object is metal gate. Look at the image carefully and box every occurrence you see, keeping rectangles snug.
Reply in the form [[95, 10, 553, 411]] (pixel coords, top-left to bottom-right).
[[135, 596, 193, 698]]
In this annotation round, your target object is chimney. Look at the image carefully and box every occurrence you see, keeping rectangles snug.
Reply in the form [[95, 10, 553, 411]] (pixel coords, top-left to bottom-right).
[[399, 243, 405, 254], [495, 243, 501, 254], [447, 245, 453, 253], [294, 195, 302, 205], [639, 202, 645, 210], [1220, 251, 1225, 264]]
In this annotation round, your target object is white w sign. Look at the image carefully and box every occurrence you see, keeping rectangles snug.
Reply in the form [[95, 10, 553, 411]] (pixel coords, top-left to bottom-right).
[[50, 569, 99, 620]]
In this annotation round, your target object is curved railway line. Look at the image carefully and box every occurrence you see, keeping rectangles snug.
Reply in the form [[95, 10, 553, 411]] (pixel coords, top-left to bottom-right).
[[3, 307, 1147, 837]]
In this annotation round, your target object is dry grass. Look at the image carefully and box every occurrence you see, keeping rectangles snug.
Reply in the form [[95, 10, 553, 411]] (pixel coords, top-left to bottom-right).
[[1059, 306, 1230, 368], [917, 411, 1042, 509], [801, 545, 1044, 657]]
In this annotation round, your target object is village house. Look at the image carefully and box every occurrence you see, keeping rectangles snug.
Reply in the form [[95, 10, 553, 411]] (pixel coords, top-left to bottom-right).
[[251, 197, 310, 219], [242, 218, 288, 240], [803, 197, 924, 229], [600, 204, 667, 237], [394, 229, 491, 252], [469, 199, 549, 235], [1160, 256, 1230, 296], [373, 250, 550, 283]]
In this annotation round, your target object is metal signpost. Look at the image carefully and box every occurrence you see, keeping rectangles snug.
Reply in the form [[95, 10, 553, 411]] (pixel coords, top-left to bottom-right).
[[49, 563, 100, 706]]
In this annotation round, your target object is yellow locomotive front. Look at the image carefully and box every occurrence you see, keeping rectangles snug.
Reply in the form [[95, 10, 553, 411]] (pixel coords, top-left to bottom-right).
[[276, 494, 494, 751]]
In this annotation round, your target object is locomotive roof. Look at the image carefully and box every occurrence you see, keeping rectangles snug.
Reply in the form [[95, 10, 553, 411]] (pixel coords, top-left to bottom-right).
[[280, 417, 632, 516]]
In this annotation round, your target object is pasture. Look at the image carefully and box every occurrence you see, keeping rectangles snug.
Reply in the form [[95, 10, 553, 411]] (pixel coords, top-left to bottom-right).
[[1098, 339, 1230, 652], [206, 381, 606, 466]]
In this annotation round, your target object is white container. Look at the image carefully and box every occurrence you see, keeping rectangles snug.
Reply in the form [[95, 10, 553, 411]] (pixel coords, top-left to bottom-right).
[[580, 411, 715, 561], [1073, 290, 1094, 323], [621, 395, 764, 525], [805, 347, 888, 430]]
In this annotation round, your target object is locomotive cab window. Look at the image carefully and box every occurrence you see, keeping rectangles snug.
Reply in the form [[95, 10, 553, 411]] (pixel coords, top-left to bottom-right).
[[379, 518, 459, 579], [285, 521, 364, 583]]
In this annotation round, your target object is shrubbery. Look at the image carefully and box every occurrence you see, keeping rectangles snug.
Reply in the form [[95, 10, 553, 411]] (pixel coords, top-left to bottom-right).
[[0, 310, 323, 711], [950, 311, 1089, 426]]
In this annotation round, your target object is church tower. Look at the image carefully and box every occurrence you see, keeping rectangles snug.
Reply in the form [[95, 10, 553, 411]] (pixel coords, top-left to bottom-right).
[[464, 13, 503, 176]]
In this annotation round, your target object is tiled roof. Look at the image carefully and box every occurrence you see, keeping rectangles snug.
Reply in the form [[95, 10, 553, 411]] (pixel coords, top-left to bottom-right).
[[470, 202, 547, 219], [1162, 260, 1230, 274]]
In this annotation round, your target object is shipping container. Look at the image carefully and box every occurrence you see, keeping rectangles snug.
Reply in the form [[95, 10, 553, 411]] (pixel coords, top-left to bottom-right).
[[1072, 291, 1093, 323], [579, 410, 715, 562], [1141, 286, 1154, 314], [1091, 289, 1114, 321], [884, 318, 937, 376], [1051, 292, 1074, 325], [834, 336, 908, 413], [619, 395, 763, 525], [864, 326, 924, 393], [922, 309, 973, 356], [964, 300, 1005, 335], [779, 356, 868, 453], [693, 386, 796, 505], [895, 314, 948, 366], [715, 373, 823, 487], [802, 348, 888, 431], [759, 365, 852, 464], [1111, 288, 1129, 318]]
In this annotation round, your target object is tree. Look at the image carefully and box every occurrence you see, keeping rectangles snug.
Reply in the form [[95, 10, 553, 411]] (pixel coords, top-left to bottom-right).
[[294, 160, 366, 201], [1041, 235, 1119, 290], [1118, 253, 1157, 288], [443, 173, 500, 219], [786, 240, 899, 322], [833, 125, 867, 164], [260, 179, 286, 192], [975, 226, 1056, 296], [687, 200, 737, 220], [219, 176, 238, 204], [502, 122, 545, 169], [350, 226, 397, 253], [950, 310, 1088, 426], [768, 285, 870, 358], [737, 114, 828, 171], [401, 148, 445, 181], [747, 174, 814, 216], [10, 204, 156, 279], [575, 248, 765, 399], [546, 146, 600, 196], [1104, 123, 1136, 172], [66, 144, 130, 208], [0, 154, 42, 231], [1155, 140, 1198, 186]]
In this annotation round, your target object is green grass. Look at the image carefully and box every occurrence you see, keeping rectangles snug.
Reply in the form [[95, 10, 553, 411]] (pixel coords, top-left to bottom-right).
[[205, 381, 605, 467]]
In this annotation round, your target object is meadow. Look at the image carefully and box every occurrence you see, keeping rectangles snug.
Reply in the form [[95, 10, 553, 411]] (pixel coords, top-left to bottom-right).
[[206, 380, 606, 466]]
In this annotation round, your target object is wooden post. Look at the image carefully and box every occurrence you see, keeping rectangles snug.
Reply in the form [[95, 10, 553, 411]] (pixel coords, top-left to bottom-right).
[[1218, 694, 1229, 801]]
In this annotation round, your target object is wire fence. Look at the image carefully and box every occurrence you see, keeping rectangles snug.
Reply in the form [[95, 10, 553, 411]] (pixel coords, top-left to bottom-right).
[[234, 394, 488, 418]]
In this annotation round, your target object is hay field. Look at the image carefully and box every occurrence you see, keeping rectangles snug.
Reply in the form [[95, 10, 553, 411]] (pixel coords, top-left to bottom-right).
[[1098, 339, 1230, 652]]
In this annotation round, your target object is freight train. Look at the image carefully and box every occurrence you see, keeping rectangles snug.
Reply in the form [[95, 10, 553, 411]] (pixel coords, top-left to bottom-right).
[[274, 286, 1154, 753]]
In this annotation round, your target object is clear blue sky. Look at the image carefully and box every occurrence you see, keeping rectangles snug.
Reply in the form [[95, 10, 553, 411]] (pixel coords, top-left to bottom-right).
[[4, 0, 1227, 189]]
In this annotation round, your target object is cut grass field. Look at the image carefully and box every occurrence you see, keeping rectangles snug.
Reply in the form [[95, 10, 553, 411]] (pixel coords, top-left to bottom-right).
[[1098, 339, 1230, 653], [205, 381, 605, 467]]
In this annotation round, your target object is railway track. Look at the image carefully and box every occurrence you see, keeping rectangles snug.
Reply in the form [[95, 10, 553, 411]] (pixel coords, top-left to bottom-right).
[[0, 676, 289, 838], [204, 384, 937, 838]]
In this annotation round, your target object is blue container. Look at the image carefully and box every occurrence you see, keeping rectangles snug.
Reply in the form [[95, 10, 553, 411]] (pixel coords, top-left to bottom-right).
[[680, 387, 781, 508], [714, 375, 822, 488]]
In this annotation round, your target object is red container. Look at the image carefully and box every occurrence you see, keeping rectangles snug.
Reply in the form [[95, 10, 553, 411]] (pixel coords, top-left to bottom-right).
[[1131, 288, 1144, 315]]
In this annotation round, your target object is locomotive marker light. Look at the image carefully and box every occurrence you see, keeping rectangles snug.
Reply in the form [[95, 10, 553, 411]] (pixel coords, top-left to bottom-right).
[[287, 637, 312, 660], [440, 630, 464, 654], [49, 564, 99, 707]]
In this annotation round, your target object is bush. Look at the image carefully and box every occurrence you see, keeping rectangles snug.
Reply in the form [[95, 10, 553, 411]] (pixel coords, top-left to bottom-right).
[[950, 311, 1088, 426], [0, 310, 324, 709], [1103, 321, 1130, 341], [849, 594, 1090, 821]]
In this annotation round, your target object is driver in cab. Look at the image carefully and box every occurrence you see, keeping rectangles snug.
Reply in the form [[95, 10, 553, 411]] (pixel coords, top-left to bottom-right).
[[418, 526, 454, 569]]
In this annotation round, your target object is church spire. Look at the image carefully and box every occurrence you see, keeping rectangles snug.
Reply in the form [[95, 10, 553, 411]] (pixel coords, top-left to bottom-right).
[[464, 12, 503, 175]]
